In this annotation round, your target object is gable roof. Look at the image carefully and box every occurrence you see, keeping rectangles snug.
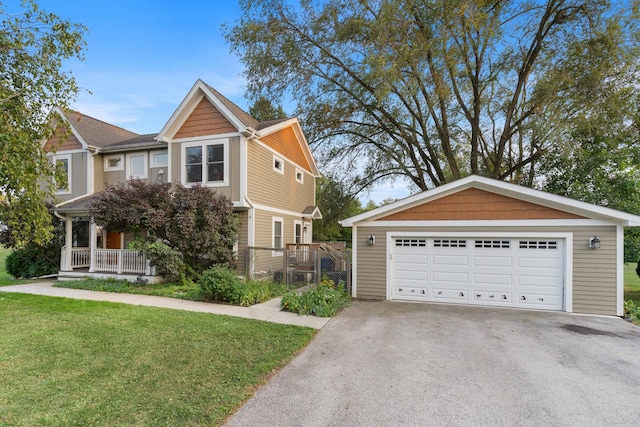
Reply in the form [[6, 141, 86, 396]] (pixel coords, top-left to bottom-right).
[[54, 108, 140, 149], [340, 175, 640, 227]]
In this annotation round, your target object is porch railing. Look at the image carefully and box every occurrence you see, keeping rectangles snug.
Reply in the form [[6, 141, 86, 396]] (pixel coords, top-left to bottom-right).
[[61, 246, 155, 276], [93, 249, 155, 275]]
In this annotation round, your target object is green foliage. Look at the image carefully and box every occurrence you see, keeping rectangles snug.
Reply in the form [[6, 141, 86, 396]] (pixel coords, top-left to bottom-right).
[[90, 180, 239, 281], [55, 278, 203, 301], [225, 0, 639, 191], [249, 96, 288, 121], [0, 1, 86, 247], [314, 174, 364, 242], [197, 265, 286, 306], [5, 245, 58, 278], [625, 228, 640, 263], [281, 277, 351, 317], [637, 259, 640, 279], [128, 238, 190, 284], [624, 300, 640, 324]]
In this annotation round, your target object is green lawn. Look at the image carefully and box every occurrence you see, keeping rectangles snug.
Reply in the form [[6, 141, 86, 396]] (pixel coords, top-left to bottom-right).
[[0, 293, 316, 426], [624, 262, 640, 304]]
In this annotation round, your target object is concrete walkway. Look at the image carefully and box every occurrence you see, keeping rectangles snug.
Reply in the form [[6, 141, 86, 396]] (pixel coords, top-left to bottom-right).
[[0, 282, 330, 329]]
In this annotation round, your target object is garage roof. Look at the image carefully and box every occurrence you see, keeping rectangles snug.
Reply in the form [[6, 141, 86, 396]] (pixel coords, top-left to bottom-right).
[[340, 175, 640, 227]]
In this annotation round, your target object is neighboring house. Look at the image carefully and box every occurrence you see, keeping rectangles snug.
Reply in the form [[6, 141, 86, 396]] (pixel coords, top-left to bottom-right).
[[46, 79, 321, 281], [340, 175, 640, 317]]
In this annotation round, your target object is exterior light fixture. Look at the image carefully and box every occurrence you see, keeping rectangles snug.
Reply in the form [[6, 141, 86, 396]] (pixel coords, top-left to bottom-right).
[[589, 236, 601, 249], [368, 235, 375, 245], [303, 226, 308, 233]]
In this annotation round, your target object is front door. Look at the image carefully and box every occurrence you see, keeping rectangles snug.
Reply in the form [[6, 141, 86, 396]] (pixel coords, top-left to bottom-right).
[[106, 232, 122, 249]]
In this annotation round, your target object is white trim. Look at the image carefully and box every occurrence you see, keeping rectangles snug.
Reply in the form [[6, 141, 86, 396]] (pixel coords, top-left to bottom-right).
[[351, 226, 357, 297], [340, 175, 640, 227], [349, 219, 618, 228], [104, 154, 124, 171], [240, 136, 247, 208], [272, 217, 284, 256], [181, 138, 229, 187], [295, 167, 304, 184], [47, 148, 86, 155], [171, 132, 240, 144], [52, 153, 72, 195], [150, 150, 168, 168], [294, 220, 303, 244], [248, 208, 255, 247], [125, 152, 148, 180], [273, 154, 285, 174], [617, 225, 624, 316], [385, 231, 573, 312], [303, 221, 312, 244], [51, 107, 89, 149], [253, 203, 308, 218]]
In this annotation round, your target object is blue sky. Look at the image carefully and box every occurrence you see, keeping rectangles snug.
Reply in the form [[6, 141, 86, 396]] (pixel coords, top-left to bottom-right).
[[9, 0, 411, 203]]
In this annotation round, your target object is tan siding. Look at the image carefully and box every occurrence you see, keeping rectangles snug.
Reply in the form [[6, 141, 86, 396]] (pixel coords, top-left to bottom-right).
[[355, 227, 388, 299], [251, 209, 307, 275], [93, 154, 104, 192], [380, 188, 586, 221], [56, 152, 88, 202], [570, 227, 617, 315], [353, 224, 619, 314], [168, 137, 239, 201], [174, 98, 237, 138], [259, 126, 311, 172], [247, 141, 315, 212]]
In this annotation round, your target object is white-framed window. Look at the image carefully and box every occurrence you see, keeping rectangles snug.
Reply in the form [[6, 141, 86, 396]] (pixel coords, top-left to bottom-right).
[[126, 152, 148, 179], [273, 155, 284, 174], [182, 139, 228, 186], [295, 168, 304, 184], [272, 217, 284, 256], [294, 221, 303, 245], [104, 154, 124, 171], [150, 151, 168, 168], [53, 154, 72, 194]]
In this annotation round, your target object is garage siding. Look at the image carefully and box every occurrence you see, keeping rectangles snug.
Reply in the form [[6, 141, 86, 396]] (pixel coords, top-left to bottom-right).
[[354, 225, 617, 315]]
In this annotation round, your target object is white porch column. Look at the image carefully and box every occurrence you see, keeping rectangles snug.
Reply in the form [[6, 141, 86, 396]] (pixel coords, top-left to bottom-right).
[[89, 218, 97, 272], [63, 216, 73, 271]]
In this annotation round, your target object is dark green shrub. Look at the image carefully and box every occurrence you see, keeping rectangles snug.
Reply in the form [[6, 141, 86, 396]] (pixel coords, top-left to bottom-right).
[[636, 258, 640, 278], [6, 244, 59, 278], [624, 300, 640, 324], [198, 265, 286, 306], [198, 265, 243, 303], [281, 277, 351, 317]]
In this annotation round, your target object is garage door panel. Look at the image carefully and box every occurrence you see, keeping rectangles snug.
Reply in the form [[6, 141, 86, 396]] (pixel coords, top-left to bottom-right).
[[473, 256, 512, 267], [432, 255, 469, 266], [432, 271, 468, 283], [392, 237, 564, 311]]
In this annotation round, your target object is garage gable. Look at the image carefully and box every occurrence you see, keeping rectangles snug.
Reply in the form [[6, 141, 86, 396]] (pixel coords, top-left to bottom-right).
[[379, 188, 585, 221]]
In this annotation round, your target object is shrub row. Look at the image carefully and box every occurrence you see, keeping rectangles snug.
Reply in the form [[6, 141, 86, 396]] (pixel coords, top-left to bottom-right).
[[281, 277, 351, 317], [6, 244, 59, 279], [197, 265, 286, 306]]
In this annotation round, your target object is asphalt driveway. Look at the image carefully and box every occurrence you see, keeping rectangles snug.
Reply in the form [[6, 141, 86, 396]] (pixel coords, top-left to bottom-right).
[[227, 301, 640, 426]]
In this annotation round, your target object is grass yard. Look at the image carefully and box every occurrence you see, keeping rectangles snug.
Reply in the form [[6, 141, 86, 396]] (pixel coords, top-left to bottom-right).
[[624, 262, 640, 305], [0, 293, 316, 426]]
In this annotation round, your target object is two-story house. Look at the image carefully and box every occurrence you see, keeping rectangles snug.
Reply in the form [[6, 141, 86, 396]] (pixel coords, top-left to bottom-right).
[[47, 80, 322, 281]]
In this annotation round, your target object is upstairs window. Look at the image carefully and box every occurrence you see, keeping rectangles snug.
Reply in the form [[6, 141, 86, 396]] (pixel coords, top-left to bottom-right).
[[104, 154, 124, 171], [150, 151, 168, 168], [273, 155, 284, 174], [126, 153, 148, 180], [183, 139, 228, 186], [295, 168, 304, 184], [53, 154, 71, 194]]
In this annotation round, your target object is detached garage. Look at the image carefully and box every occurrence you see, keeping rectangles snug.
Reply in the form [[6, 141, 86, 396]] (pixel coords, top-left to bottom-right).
[[340, 175, 640, 316]]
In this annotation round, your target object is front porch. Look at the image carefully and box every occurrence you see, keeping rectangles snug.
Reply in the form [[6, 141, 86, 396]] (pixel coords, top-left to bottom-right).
[[59, 247, 161, 283]]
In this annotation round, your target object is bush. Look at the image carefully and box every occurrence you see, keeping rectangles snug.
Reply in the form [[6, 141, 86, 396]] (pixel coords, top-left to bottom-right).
[[637, 258, 640, 278], [198, 265, 286, 306], [625, 300, 640, 324], [6, 244, 59, 278], [281, 277, 351, 317]]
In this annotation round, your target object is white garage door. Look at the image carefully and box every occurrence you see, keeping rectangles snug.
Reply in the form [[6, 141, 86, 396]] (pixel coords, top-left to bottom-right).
[[391, 237, 564, 310]]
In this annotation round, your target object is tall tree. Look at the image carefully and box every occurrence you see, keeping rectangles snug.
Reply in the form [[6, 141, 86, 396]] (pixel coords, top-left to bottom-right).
[[249, 96, 288, 121], [225, 0, 639, 193], [313, 174, 364, 242], [0, 1, 86, 247]]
